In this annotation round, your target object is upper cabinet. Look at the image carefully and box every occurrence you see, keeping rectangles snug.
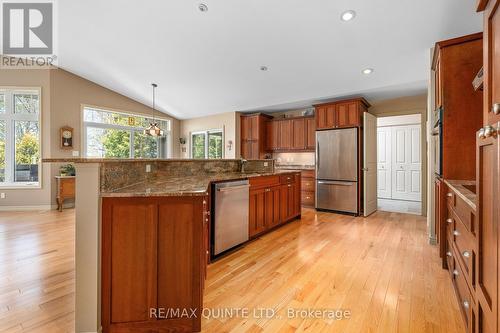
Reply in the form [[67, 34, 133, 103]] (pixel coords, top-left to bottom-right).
[[240, 114, 272, 159], [314, 98, 370, 130], [479, 0, 500, 125], [432, 33, 483, 180], [266, 116, 315, 152]]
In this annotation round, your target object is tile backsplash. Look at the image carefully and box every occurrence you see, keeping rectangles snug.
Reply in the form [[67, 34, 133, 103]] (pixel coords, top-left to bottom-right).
[[274, 152, 315, 166]]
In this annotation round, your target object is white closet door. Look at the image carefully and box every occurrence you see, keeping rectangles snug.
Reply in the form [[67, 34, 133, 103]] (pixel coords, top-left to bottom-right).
[[377, 127, 392, 199], [391, 125, 421, 202]]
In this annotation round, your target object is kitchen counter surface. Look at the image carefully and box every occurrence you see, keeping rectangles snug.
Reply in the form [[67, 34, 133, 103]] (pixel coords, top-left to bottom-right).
[[101, 170, 299, 198], [275, 164, 315, 170], [443, 179, 477, 211]]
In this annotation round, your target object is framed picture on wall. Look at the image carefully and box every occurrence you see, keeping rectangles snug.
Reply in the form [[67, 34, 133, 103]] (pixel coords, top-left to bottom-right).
[[60, 126, 74, 149]]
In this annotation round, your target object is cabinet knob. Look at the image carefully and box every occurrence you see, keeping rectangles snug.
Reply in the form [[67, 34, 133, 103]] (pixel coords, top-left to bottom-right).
[[492, 103, 500, 115], [265, 188, 271, 192], [453, 269, 459, 276], [446, 218, 453, 224], [446, 251, 452, 257], [288, 184, 292, 187], [478, 128, 486, 139], [453, 230, 460, 237], [306, 196, 310, 199], [463, 301, 470, 309], [484, 125, 497, 138], [447, 192, 453, 198], [462, 251, 471, 258]]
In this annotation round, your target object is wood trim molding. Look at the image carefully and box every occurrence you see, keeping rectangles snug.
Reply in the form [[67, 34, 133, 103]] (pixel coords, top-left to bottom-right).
[[477, 0, 489, 11]]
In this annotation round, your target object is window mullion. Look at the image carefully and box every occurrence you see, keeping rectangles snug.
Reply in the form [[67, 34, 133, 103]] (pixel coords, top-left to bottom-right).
[[130, 130, 134, 158]]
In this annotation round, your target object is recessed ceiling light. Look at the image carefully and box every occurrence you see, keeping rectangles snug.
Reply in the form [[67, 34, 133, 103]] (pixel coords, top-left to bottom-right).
[[198, 3, 208, 12], [362, 68, 374, 75], [260, 66, 268, 71], [341, 10, 356, 21]]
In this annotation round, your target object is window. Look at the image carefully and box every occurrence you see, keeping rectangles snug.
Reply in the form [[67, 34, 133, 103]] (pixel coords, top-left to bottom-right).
[[191, 129, 223, 159], [0, 89, 41, 187], [83, 107, 170, 158]]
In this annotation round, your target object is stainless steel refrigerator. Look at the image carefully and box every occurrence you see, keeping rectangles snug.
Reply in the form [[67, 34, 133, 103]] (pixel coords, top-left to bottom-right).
[[315, 128, 358, 214]]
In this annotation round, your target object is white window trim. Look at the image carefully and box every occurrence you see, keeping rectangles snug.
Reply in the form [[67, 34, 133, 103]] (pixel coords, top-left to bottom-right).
[[190, 128, 224, 159], [81, 105, 172, 159], [0, 87, 42, 189]]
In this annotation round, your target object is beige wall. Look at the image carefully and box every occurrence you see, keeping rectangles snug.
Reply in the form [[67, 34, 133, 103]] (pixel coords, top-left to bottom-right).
[[179, 111, 240, 158], [0, 67, 180, 208], [370, 94, 429, 216]]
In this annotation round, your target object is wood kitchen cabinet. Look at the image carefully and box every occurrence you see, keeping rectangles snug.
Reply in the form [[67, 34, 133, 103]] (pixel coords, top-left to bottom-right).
[[314, 98, 370, 130], [479, 0, 500, 125], [101, 196, 207, 333], [265, 116, 315, 151], [435, 178, 445, 261], [474, 127, 498, 333], [240, 113, 272, 159]]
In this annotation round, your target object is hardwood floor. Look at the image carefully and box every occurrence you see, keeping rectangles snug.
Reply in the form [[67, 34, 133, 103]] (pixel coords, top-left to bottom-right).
[[0, 208, 464, 333], [0, 209, 75, 333], [202, 209, 465, 333]]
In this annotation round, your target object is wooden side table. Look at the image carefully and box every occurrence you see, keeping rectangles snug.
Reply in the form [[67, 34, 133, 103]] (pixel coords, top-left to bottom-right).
[[55, 176, 75, 211]]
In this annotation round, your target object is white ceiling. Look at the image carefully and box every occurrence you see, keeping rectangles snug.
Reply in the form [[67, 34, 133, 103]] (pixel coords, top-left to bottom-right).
[[57, 0, 482, 119]]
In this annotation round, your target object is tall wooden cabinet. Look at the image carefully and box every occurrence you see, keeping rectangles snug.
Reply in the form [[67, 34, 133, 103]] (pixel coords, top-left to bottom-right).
[[240, 113, 272, 159], [432, 33, 484, 180]]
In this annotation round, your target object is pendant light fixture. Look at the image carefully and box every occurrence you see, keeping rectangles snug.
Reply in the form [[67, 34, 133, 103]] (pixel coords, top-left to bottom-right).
[[144, 83, 164, 137]]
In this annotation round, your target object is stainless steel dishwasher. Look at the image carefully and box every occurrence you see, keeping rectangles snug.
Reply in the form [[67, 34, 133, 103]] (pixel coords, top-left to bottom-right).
[[212, 179, 250, 256]]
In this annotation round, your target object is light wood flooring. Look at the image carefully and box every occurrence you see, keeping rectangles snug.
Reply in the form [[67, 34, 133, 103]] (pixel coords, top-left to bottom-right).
[[0, 208, 464, 333]]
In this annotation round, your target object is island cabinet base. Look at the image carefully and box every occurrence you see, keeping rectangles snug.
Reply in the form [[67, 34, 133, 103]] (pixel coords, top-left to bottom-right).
[[101, 196, 208, 333]]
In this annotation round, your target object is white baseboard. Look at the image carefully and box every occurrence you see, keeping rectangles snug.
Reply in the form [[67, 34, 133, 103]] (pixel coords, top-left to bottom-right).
[[0, 203, 75, 211]]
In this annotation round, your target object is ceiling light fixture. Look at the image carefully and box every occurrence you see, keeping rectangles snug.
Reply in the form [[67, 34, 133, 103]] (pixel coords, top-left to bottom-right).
[[260, 66, 268, 71], [144, 83, 164, 137], [362, 68, 374, 75], [198, 3, 208, 12], [341, 10, 356, 21]]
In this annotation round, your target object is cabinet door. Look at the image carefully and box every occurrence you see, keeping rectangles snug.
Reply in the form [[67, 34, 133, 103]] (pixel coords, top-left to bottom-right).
[[265, 186, 281, 228], [325, 105, 336, 128], [292, 118, 306, 149], [435, 178, 445, 262], [249, 188, 266, 237], [316, 106, 327, 129], [251, 141, 260, 159], [484, 0, 500, 125], [279, 120, 293, 149], [306, 117, 316, 150], [241, 140, 251, 159], [280, 184, 290, 222], [266, 121, 280, 150], [102, 200, 158, 325], [250, 116, 259, 140], [475, 131, 498, 333], [294, 174, 301, 216], [241, 116, 251, 140], [336, 102, 359, 127], [434, 58, 442, 110], [158, 198, 203, 319]]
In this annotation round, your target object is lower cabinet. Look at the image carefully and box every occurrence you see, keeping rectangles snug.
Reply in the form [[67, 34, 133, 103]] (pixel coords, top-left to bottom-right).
[[249, 173, 301, 239], [101, 196, 207, 333]]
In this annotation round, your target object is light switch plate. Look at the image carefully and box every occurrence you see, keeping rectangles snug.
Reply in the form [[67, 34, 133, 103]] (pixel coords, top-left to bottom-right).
[[146, 164, 151, 172], [264, 162, 269, 167], [0, 193, 5, 199], [72, 151, 79, 157]]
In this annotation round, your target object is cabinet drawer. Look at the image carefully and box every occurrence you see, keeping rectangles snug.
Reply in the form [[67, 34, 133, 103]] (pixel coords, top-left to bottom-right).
[[445, 237, 455, 278], [301, 170, 315, 178], [301, 179, 315, 192], [446, 190, 456, 208], [280, 173, 297, 184], [451, 210, 475, 289], [452, 262, 474, 331], [454, 195, 475, 235], [250, 175, 280, 188], [301, 191, 315, 206]]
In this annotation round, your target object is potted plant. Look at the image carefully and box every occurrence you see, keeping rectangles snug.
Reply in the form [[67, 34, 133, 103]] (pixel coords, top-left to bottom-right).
[[60, 164, 76, 176]]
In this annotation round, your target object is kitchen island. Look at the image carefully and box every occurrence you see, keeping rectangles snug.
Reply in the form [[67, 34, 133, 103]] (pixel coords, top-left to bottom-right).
[[42, 158, 301, 333]]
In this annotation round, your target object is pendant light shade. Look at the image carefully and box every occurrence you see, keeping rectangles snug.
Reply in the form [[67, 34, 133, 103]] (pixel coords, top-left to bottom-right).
[[144, 83, 164, 137]]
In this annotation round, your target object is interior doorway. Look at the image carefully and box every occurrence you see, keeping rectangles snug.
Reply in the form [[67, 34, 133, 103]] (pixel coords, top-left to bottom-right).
[[377, 114, 422, 215]]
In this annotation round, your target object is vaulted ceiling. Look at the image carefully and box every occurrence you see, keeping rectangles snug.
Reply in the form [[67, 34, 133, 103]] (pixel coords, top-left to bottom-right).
[[58, 0, 482, 119]]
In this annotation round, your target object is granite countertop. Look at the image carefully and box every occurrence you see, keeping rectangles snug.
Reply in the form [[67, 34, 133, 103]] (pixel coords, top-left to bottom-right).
[[101, 170, 299, 198], [443, 179, 477, 211]]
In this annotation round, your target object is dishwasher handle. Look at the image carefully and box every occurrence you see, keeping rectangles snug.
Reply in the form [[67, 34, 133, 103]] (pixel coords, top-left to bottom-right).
[[216, 184, 250, 192]]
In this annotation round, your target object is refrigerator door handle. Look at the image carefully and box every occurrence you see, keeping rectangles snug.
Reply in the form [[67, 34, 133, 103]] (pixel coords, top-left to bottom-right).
[[316, 141, 320, 171], [317, 180, 354, 186]]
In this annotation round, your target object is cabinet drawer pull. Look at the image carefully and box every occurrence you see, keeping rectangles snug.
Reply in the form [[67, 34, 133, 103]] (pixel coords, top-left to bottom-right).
[[478, 128, 486, 139], [493, 103, 500, 115], [306, 196, 311, 199], [447, 193, 453, 198], [446, 218, 453, 224], [453, 270, 459, 276], [265, 188, 271, 192], [446, 251, 452, 257], [462, 251, 471, 258], [463, 301, 470, 309], [288, 184, 292, 187], [484, 125, 497, 138], [203, 200, 207, 205], [453, 230, 460, 236]]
